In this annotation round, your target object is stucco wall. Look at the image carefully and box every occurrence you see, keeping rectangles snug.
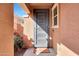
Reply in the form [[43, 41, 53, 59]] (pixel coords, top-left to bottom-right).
[[23, 16, 34, 40], [58, 4, 79, 56], [50, 4, 60, 55], [14, 15, 23, 36], [14, 15, 18, 32], [23, 12, 34, 48], [0, 4, 14, 56]]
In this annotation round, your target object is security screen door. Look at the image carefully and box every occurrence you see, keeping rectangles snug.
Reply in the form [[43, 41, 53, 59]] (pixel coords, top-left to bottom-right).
[[34, 9, 49, 48]]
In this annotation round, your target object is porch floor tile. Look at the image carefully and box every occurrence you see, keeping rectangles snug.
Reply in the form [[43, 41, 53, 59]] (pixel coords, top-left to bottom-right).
[[15, 48, 56, 56]]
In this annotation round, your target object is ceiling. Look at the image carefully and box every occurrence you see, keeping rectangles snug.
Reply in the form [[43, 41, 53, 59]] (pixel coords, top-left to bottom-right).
[[26, 3, 53, 9]]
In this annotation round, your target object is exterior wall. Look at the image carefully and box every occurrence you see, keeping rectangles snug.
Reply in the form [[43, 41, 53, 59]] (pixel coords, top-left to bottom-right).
[[14, 15, 18, 32], [23, 11, 34, 48], [23, 14, 34, 41], [57, 4, 79, 56], [0, 4, 14, 56], [14, 15, 23, 36], [50, 4, 60, 54]]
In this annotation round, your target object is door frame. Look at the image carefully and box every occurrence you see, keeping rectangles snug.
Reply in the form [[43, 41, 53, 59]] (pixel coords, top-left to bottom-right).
[[33, 9, 49, 48]]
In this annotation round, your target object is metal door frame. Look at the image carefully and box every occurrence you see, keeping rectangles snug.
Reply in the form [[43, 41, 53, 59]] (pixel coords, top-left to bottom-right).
[[33, 9, 49, 48]]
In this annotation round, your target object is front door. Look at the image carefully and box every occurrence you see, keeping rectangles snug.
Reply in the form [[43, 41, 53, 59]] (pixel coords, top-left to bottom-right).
[[34, 9, 49, 48]]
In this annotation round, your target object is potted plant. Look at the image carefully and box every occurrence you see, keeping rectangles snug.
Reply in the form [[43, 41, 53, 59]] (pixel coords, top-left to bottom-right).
[[14, 33, 24, 52]]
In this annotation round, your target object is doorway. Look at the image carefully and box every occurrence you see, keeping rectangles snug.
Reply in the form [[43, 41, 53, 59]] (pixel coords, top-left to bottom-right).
[[34, 9, 49, 48]]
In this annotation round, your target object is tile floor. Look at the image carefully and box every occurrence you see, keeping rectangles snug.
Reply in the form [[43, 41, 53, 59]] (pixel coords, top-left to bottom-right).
[[15, 48, 56, 56]]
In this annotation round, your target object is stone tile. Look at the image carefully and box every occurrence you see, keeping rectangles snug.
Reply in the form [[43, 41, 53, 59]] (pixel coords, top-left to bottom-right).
[[15, 48, 56, 56]]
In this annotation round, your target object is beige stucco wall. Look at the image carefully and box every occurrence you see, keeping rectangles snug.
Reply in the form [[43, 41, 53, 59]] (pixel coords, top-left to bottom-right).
[[57, 4, 79, 56], [14, 15, 17, 32], [23, 14, 34, 40], [23, 10, 34, 48], [0, 4, 14, 56], [14, 15, 24, 36]]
